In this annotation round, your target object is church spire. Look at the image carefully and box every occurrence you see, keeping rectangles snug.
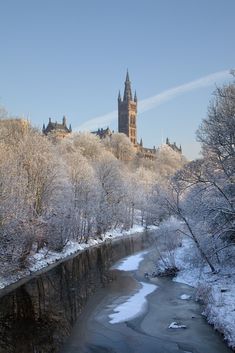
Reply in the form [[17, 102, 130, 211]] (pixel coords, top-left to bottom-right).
[[118, 71, 137, 145], [118, 90, 121, 102], [134, 90, 137, 102], [123, 69, 132, 101]]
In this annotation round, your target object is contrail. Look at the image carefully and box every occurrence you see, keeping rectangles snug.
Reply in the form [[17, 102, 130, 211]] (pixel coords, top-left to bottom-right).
[[77, 69, 232, 131]]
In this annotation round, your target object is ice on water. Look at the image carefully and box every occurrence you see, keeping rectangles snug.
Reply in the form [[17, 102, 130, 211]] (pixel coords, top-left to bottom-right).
[[109, 281, 157, 324]]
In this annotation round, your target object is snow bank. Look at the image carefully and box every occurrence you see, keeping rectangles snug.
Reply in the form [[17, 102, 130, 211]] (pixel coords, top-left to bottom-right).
[[168, 321, 187, 329], [180, 294, 191, 300], [108, 281, 157, 324], [0, 224, 147, 290], [113, 250, 148, 271], [173, 238, 235, 349]]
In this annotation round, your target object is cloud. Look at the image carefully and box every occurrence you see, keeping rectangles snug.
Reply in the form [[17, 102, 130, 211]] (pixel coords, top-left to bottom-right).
[[138, 70, 230, 113], [76, 110, 118, 132], [76, 69, 231, 131]]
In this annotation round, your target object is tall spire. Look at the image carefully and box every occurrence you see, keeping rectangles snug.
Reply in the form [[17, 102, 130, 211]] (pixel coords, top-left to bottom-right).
[[118, 90, 121, 101], [123, 69, 132, 101], [118, 71, 137, 145], [134, 90, 137, 102], [62, 115, 67, 126]]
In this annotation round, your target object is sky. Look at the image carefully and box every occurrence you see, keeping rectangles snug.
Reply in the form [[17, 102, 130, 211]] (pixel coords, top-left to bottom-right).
[[0, 0, 234, 160]]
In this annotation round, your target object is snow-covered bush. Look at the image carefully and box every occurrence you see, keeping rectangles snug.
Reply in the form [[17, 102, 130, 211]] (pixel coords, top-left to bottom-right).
[[195, 283, 213, 305], [153, 217, 182, 275]]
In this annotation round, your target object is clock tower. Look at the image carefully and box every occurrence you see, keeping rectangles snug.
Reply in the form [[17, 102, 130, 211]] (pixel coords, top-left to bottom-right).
[[118, 71, 137, 145]]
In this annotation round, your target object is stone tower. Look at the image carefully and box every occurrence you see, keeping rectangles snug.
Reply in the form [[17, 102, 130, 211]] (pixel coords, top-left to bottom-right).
[[118, 71, 137, 145]]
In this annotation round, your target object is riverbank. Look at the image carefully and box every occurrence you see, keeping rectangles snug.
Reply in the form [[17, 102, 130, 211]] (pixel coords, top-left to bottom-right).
[[61, 246, 232, 353], [173, 238, 235, 350], [0, 228, 154, 353], [0, 224, 157, 291]]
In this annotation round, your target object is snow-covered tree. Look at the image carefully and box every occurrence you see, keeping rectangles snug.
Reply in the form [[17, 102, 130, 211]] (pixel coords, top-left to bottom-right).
[[102, 132, 135, 161], [94, 151, 127, 235], [197, 84, 235, 179], [68, 132, 105, 160], [154, 81, 235, 273], [154, 144, 186, 183]]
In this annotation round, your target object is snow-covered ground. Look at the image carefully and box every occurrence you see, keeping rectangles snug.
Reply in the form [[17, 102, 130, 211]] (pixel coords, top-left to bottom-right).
[[173, 238, 235, 349], [0, 224, 155, 290]]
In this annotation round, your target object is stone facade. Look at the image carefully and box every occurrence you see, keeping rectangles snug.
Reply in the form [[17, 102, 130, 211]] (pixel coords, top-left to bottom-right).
[[118, 71, 137, 145], [166, 137, 182, 153], [117, 72, 182, 158], [42, 116, 72, 138], [0, 118, 29, 134], [137, 145, 157, 160], [117, 71, 157, 159], [47, 72, 182, 158]]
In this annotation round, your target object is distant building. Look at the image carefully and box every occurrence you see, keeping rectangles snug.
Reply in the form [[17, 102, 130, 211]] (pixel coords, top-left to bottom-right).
[[0, 118, 30, 136], [118, 72, 182, 157], [91, 127, 112, 139], [118, 70, 138, 145], [0, 118, 29, 128], [90, 71, 182, 158], [165, 137, 182, 154], [118, 71, 157, 159], [137, 143, 157, 160], [42, 116, 72, 138]]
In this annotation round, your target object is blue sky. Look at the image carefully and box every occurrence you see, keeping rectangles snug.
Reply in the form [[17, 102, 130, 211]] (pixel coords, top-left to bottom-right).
[[0, 0, 234, 159]]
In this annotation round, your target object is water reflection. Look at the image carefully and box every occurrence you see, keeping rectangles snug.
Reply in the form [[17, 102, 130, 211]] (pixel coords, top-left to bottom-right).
[[0, 233, 149, 353]]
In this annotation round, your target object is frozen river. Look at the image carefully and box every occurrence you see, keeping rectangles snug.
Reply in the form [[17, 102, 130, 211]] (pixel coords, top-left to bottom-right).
[[61, 248, 232, 353]]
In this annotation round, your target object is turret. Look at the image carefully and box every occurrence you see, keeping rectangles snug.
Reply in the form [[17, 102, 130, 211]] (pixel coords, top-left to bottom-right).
[[134, 90, 137, 102], [62, 115, 67, 126], [123, 69, 133, 101]]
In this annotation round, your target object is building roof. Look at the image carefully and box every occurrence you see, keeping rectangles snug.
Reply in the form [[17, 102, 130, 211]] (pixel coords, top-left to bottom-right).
[[43, 116, 72, 136], [91, 127, 112, 139], [166, 137, 182, 153]]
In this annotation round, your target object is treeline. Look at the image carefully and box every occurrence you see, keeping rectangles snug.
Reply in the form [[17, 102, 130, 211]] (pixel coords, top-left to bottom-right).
[[157, 83, 235, 272], [1, 81, 233, 278], [0, 115, 184, 276]]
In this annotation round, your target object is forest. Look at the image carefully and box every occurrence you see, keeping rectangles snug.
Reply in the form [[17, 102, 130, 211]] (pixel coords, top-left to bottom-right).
[[0, 82, 234, 282]]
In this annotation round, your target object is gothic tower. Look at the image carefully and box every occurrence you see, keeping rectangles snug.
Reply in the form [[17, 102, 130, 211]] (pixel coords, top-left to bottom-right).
[[118, 71, 137, 145]]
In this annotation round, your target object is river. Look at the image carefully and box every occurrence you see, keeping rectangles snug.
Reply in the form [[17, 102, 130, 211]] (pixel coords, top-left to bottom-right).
[[60, 241, 232, 353], [0, 230, 232, 353]]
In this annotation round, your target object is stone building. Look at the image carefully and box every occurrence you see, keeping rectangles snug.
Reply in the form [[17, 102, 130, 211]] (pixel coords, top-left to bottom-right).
[[0, 118, 30, 141], [89, 71, 182, 158], [165, 137, 182, 153], [91, 127, 112, 139], [42, 116, 72, 138], [0, 118, 29, 133], [118, 70, 138, 145], [117, 72, 182, 158], [118, 71, 157, 159]]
